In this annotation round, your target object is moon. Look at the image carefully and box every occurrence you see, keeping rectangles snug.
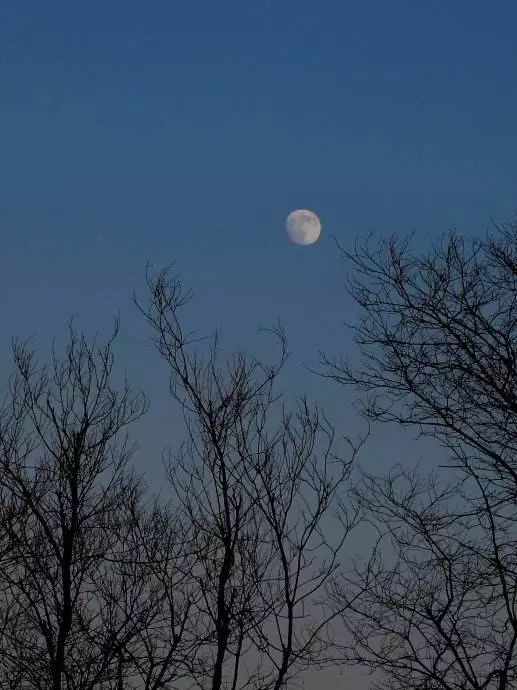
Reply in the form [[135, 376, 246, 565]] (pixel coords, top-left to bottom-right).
[[286, 209, 322, 246]]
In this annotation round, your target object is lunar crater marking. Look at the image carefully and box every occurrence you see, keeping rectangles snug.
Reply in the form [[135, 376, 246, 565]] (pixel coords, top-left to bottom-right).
[[286, 209, 321, 245]]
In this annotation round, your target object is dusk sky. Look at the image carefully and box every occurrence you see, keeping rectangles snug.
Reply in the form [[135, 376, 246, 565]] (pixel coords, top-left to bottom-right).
[[3, 1, 517, 355], [1, 4, 517, 684]]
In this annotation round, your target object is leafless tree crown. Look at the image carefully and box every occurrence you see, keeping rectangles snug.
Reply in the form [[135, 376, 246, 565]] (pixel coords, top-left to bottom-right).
[[324, 222, 517, 690]]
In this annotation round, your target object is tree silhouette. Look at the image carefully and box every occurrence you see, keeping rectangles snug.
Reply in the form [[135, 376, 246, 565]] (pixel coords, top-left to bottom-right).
[[0, 268, 361, 690], [324, 221, 517, 689], [136, 268, 361, 690], [0, 323, 153, 690]]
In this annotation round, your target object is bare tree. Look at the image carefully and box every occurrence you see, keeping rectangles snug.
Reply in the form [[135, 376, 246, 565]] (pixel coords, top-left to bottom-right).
[[0, 266, 361, 690], [0, 323, 153, 690], [323, 221, 517, 689], [331, 463, 517, 690], [136, 268, 361, 690], [110, 488, 198, 690]]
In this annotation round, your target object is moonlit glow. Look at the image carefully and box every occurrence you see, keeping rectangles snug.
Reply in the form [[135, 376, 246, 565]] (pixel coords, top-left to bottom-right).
[[286, 209, 322, 246]]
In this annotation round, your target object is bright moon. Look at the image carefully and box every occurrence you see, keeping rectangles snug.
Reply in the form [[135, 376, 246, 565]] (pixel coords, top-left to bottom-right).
[[286, 209, 321, 246]]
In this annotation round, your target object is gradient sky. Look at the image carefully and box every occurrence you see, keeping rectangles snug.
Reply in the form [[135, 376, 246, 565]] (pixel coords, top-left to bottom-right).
[[1, 2, 517, 686]]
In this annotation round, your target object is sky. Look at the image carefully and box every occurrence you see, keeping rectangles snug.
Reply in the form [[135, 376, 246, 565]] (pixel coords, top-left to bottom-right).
[[1, 2, 517, 686]]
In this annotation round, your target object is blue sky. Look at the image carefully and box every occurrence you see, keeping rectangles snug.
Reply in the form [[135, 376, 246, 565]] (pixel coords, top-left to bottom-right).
[[2, 1, 517, 350], [2, 0, 517, 441]]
